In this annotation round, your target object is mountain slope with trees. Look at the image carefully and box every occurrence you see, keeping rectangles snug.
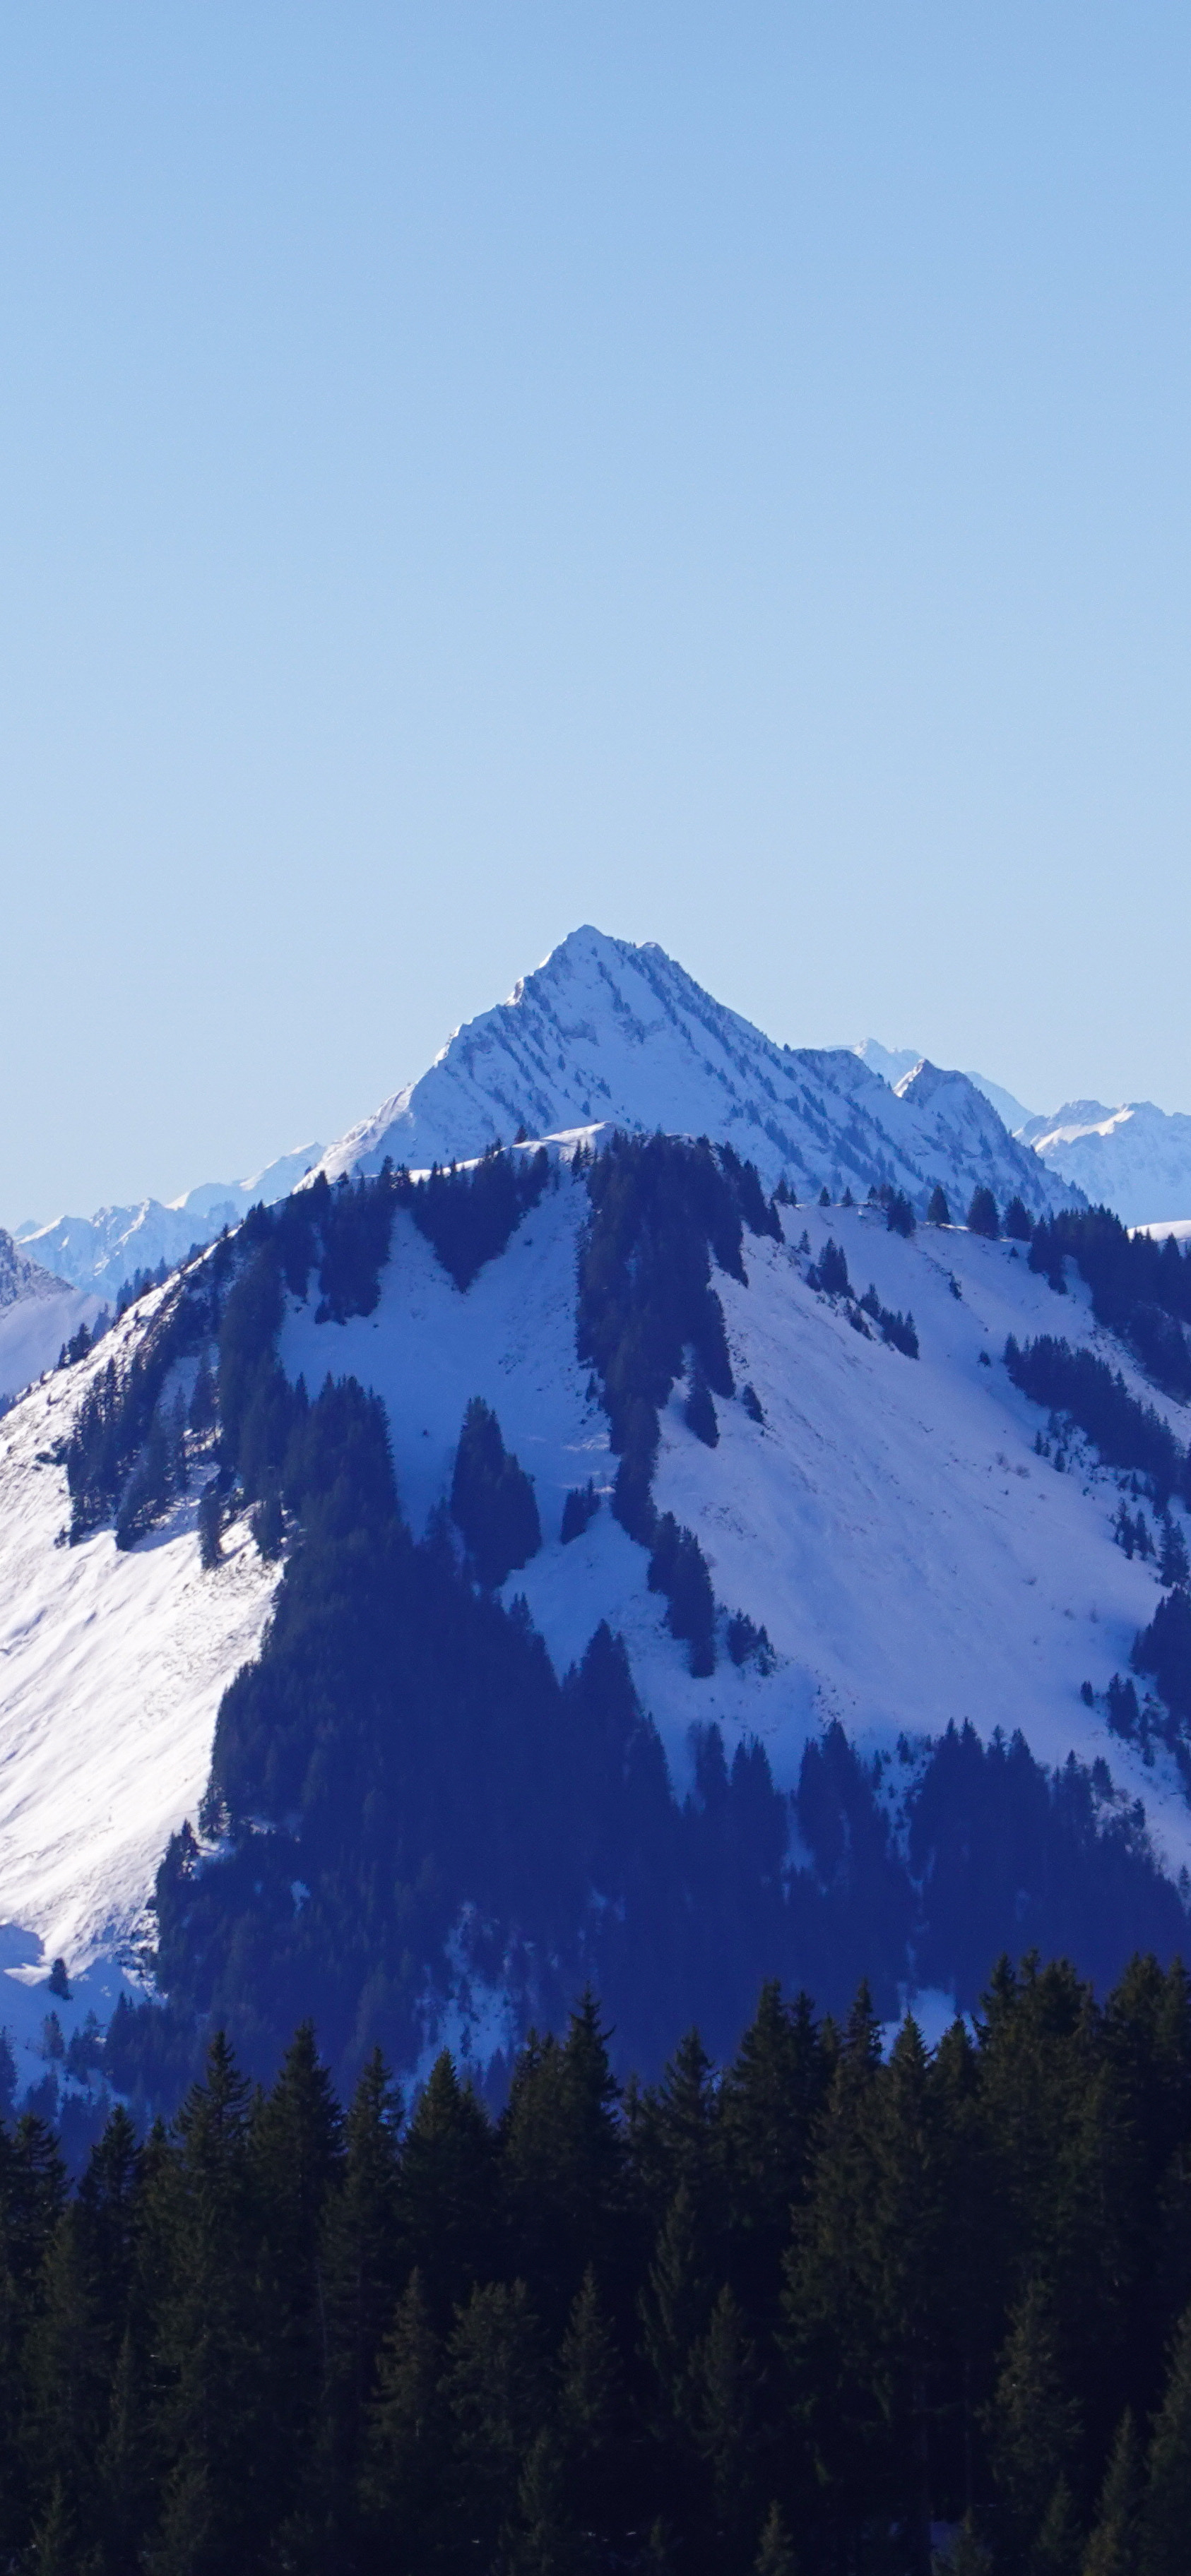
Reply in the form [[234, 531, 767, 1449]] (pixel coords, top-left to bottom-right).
[[1, 1135, 1190, 2131]]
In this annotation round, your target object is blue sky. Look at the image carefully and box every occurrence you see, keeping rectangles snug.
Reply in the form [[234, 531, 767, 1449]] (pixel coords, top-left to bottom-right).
[[2, 4, 1189, 1218]]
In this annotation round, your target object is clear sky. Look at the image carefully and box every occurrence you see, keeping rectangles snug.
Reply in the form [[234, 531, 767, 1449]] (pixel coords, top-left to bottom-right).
[[2, 3, 1190, 1222]]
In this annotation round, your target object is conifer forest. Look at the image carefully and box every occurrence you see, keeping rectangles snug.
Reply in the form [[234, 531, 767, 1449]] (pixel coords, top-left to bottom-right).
[[8, 1962, 1191, 2572]]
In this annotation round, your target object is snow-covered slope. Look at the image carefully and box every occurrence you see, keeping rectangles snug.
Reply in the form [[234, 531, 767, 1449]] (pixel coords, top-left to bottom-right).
[[851, 1042, 1037, 1139], [1021, 1100, 1191, 1227], [18, 1143, 323, 1302], [963, 1069, 1038, 1135], [0, 1145, 1187, 2066], [280, 1167, 1190, 1866], [0, 1228, 104, 1405], [0, 1290, 278, 1980], [316, 928, 1077, 1217]]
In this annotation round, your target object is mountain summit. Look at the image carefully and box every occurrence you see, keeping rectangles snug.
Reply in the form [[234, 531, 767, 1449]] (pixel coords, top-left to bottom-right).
[[317, 926, 1077, 1216]]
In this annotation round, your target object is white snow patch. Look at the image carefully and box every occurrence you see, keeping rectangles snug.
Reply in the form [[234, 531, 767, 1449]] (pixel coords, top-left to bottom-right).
[[0, 1311, 279, 1980]]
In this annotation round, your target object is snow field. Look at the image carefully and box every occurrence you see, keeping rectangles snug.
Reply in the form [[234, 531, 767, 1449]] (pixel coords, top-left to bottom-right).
[[0, 1296, 279, 1987]]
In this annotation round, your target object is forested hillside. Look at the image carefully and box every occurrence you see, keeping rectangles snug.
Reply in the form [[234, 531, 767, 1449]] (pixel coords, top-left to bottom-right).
[[6, 1130, 1191, 2136]]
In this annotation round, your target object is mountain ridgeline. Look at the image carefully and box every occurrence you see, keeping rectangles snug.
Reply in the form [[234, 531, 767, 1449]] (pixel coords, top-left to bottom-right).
[[74, 1143, 1191, 2121]]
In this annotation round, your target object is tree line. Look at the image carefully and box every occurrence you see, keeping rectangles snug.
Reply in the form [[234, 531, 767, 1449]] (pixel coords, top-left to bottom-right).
[[11, 1961, 1191, 2572]]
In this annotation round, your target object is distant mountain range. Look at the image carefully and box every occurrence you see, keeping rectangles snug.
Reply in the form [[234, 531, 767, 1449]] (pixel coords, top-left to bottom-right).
[[13, 1143, 322, 1305], [851, 1039, 1191, 1228]]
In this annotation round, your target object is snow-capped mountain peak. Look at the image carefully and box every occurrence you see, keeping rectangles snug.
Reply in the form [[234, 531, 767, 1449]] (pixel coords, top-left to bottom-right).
[[1024, 1100, 1191, 1228], [315, 926, 1078, 1218]]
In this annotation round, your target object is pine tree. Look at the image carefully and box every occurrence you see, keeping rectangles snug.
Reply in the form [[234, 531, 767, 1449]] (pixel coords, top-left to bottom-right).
[[188, 1360, 216, 1437], [250, 2025, 344, 2536], [557, 2265, 621, 2524], [691, 2283, 762, 2550], [1082, 2411, 1141, 2575], [783, 2008, 948, 2561], [506, 2424, 592, 2575], [1004, 1195, 1034, 1243], [502, 1996, 625, 2325], [684, 1365, 719, 1448], [886, 1191, 916, 1238], [639, 2182, 715, 2433], [755, 2500, 798, 2575], [632, 2027, 722, 2235], [29, 2476, 94, 2576], [451, 1395, 541, 1585], [985, 2281, 1080, 2549], [319, 2049, 403, 2531], [251, 1486, 284, 1560], [1032, 2472, 1082, 2575], [396, 2051, 497, 2319], [196, 1484, 223, 1570], [359, 2269, 445, 2565], [720, 1984, 829, 2331], [23, 2213, 105, 2551], [444, 2279, 547, 2563], [95, 2328, 153, 2575], [1140, 2303, 1191, 2575], [1159, 1515, 1190, 1589], [966, 1186, 999, 1239], [927, 1185, 951, 1226], [144, 2033, 263, 2575]]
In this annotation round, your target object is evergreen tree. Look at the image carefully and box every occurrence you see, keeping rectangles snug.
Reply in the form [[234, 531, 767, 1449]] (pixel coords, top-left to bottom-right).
[[95, 2328, 154, 2576], [451, 1395, 541, 1586], [1004, 1195, 1034, 1243], [1082, 2410, 1141, 2575], [783, 2011, 949, 2563], [684, 1365, 719, 1448], [144, 2034, 263, 2575], [1032, 2474, 1082, 2576], [396, 2051, 498, 2319], [691, 2283, 762, 2553], [560, 1479, 600, 1544], [502, 1996, 626, 2325], [719, 1984, 829, 2334], [317, 2050, 403, 2543], [29, 2476, 93, 2576], [632, 2028, 723, 2235], [249, 2025, 344, 2536], [1159, 1515, 1190, 1589], [927, 1186, 951, 1226], [196, 1484, 222, 1571], [507, 2424, 593, 2576], [985, 2281, 1081, 2553], [639, 2181, 716, 2438], [557, 2264, 622, 2532], [444, 2279, 547, 2562], [359, 2268, 445, 2566], [754, 2500, 798, 2575], [1140, 2303, 1191, 2576], [967, 1187, 1000, 1239], [886, 1191, 916, 1238], [23, 2212, 105, 2552], [188, 1360, 216, 1438]]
